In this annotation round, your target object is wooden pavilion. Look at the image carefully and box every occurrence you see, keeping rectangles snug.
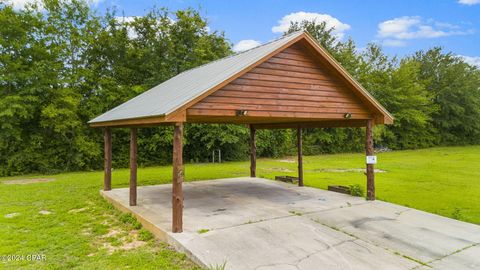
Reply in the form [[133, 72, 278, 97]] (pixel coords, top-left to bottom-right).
[[89, 31, 393, 233]]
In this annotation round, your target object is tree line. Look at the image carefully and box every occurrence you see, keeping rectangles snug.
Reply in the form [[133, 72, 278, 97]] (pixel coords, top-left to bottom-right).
[[1, 0, 479, 176]]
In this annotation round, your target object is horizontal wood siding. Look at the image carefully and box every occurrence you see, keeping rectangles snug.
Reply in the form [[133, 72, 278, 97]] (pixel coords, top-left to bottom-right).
[[188, 43, 370, 121]]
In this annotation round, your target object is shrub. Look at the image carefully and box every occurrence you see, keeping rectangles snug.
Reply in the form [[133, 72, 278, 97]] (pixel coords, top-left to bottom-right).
[[349, 184, 364, 197]]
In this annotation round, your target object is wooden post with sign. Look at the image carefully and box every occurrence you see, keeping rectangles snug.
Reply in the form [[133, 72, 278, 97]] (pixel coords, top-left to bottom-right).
[[366, 119, 375, 200]]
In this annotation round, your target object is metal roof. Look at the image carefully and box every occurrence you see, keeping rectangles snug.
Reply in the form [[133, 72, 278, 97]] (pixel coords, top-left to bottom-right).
[[89, 31, 305, 124]]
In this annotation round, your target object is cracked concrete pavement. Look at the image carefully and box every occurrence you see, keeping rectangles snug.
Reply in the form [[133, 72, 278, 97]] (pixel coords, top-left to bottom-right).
[[101, 177, 480, 270]]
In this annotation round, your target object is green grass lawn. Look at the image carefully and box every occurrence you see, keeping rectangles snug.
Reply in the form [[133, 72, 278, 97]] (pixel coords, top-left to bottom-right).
[[1, 145, 479, 269]]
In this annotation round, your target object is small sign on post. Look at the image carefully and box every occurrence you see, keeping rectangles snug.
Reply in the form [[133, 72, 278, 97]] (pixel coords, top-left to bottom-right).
[[366, 155, 377, 165]]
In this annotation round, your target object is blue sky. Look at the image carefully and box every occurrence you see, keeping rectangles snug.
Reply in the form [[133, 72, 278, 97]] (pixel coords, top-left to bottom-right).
[[10, 0, 480, 66]]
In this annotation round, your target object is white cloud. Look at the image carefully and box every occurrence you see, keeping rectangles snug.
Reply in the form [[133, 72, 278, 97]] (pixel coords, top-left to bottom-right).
[[233, 39, 261, 52], [459, 55, 480, 67], [271, 11, 350, 40], [378, 16, 421, 39], [458, 0, 480, 5], [377, 16, 474, 47], [378, 16, 471, 39]]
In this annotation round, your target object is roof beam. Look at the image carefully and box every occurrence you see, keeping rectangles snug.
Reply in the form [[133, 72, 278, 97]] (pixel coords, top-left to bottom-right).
[[251, 119, 368, 130]]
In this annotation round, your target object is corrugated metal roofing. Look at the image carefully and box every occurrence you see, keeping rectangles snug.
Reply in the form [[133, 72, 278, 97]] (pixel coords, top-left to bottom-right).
[[89, 31, 304, 124]]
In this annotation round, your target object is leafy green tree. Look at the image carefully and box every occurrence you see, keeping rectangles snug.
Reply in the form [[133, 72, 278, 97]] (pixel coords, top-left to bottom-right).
[[413, 48, 480, 144], [358, 44, 438, 149], [0, 4, 48, 174], [256, 129, 295, 158], [185, 124, 248, 162], [380, 59, 437, 148], [0, 1, 234, 175]]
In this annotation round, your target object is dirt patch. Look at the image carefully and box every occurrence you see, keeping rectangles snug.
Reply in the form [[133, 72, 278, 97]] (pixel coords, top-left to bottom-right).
[[4, 212, 20, 218], [102, 228, 121, 238], [39, 210, 52, 215], [279, 159, 295, 163], [315, 168, 387, 173], [119, 239, 146, 250], [91, 227, 147, 255], [2, 178, 55, 185], [265, 167, 294, 173], [69, 207, 88, 213], [103, 229, 147, 254]]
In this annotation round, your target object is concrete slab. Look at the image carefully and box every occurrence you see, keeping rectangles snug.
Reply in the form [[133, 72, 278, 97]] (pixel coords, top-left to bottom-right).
[[101, 177, 480, 270], [305, 201, 480, 263], [176, 216, 417, 270], [415, 244, 480, 270]]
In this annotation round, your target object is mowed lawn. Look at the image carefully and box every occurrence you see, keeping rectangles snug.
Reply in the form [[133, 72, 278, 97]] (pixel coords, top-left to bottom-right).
[[1, 145, 479, 269]]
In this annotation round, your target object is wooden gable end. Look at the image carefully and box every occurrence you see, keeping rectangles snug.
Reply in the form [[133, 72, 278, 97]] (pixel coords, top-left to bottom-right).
[[187, 43, 372, 124]]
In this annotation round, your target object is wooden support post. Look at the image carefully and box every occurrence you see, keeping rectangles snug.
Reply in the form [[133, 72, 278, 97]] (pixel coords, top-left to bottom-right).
[[103, 127, 112, 191], [297, 127, 304, 187], [129, 128, 137, 206], [172, 123, 184, 233], [250, 125, 256, 178], [366, 119, 375, 201]]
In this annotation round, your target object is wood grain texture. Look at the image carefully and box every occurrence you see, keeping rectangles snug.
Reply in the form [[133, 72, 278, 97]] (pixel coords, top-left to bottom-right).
[[189, 44, 370, 122], [297, 127, 304, 187], [188, 108, 371, 119], [129, 128, 137, 206], [187, 115, 330, 124], [172, 123, 184, 233], [103, 128, 112, 191], [252, 119, 368, 129], [298, 38, 393, 124], [250, 125, 256, 178]]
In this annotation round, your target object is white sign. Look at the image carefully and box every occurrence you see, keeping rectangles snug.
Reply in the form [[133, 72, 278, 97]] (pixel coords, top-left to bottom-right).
[[366, 155, 377, 165]]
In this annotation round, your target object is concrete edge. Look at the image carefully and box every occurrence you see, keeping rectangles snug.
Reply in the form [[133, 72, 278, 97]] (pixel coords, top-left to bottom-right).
[[99, 190, 208, 269]]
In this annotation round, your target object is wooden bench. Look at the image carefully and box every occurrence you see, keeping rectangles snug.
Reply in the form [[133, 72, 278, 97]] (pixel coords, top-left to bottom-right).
[[275, 176, 299, 184], [327, 185, 351, 195]]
